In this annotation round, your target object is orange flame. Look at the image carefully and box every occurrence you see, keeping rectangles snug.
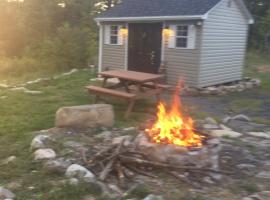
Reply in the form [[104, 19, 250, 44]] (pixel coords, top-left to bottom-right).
[[145, 82, 203, 147]]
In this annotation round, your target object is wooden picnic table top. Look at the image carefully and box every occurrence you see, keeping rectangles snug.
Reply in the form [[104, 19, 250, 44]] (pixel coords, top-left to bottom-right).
[[99, 69, 164, 83]]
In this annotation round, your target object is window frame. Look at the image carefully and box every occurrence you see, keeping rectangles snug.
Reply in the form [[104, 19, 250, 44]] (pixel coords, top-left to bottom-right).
[[175, 25, 189, 49], [109, 25, 119, 45]]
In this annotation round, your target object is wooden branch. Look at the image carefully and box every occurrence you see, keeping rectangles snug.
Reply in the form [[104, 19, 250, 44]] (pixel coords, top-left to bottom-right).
[[99, 141, 124, 181], [88, 145, 116, 164], [119, 155, 232, 175], [123, 164, 157, 178]]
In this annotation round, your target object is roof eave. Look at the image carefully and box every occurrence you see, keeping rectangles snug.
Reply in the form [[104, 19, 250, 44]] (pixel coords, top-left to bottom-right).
[[95, 15, 207, 22]]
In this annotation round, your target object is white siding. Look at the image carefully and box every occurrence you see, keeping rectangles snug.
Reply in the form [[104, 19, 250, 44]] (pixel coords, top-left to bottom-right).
[[101, 23, 126, 71], [199, 0, 249, 87], [164, 21, 202, 87]]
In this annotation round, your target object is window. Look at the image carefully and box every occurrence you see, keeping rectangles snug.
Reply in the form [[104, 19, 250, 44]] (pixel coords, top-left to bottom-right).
[[110, 25, 118, 45], [176, 25, 188, 48]]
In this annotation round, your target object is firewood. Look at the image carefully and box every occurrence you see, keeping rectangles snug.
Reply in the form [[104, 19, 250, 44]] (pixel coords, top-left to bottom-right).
[[119, 155, 232, 175], [116, 161, 125, 187], [99, 141, 124, 181], [88, 145, 116, 164], [123, 164, 157, 178]]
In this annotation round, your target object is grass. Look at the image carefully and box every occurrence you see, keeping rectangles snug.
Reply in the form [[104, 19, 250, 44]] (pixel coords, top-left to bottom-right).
[[0, 70, 156, 199]]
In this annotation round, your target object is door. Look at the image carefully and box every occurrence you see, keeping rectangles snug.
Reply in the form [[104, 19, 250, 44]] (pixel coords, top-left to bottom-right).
[[128, 23, 162, 74]]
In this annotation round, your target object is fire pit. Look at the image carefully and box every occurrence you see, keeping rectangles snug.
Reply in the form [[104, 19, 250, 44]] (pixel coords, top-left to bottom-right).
[[84, 83, 224, 187], [135, 84, 221, 169]]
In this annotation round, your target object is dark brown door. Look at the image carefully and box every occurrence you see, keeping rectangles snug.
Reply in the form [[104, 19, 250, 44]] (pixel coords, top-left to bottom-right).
[[128, 23, 162, 74]]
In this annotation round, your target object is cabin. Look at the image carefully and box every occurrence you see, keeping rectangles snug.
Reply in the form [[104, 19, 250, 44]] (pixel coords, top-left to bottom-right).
[[95, 0, 254, 87]]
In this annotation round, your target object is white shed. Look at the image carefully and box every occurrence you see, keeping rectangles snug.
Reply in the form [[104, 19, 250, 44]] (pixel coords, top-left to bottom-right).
[[95, 0, 254, 87]]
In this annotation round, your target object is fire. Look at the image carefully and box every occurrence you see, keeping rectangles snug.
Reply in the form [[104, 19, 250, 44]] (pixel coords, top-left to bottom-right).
[[145, 83, 203, 147]]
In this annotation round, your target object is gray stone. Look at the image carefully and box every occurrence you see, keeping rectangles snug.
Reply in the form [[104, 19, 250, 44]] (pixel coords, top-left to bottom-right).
[[236, 164, 256, 170], [222, 116, 231, 124], [44, 158, 71, 174], [34, 148, 56, 160], [251, 79, 261, 87], [68, 178, 79, 186], [209, 130, 242, 138], [244, 82, 254, 89], [143, 194, 164, 200], [256, 171, 270, 179], [65, 164, 95, 183], [31, 135, 50, 151], [24, 90, 42, 95], [219, 124, 232, 131], [232, 114, 251, 122], [206, 87, 219, 95], [94, 131, 113, 140], [1, 156, 16, 165], [63, 141, 84, 149], [203, 124, 220, 130], [0, 187, 15, 199], [55, 104, 114, 128], [112, 135, 133, 146], [247, 132, 270, 139], [204, 117, 218, 125]]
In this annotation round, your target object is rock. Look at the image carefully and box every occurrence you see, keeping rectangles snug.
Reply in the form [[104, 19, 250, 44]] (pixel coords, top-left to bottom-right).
[[247, 132, 270, 139], [205, 87, 219, 95], [203, 124, 220, 130], [61, 68, 78, 76], [243, 193, 268, 200], [44, 158, 71, 174], [203, 177, 215, 184], [63, 141, 84, 149], [236, 164, 256, 170], [55, 104, 114, 129], [143, 194, 164, 200], [227, 120, 268, 132], [219, 124, 232, 131], [0, 83, 9, 88], [256, 171, 270, 179], [258, 191, 270, 200], [24, 90, 43, 95], [34, 148, 56, 160], [112, 135, 133, 146], [242, 197, 253, 200], [94, 131, 113, 140], [244, 82, 254, 89], [232, 114, 251, 122], [222, 116, 231, 124], [1, 156, 16, 165], [204, 117, 218, 125], [10, 87, 28, 92], [0, 187, 15, 199], [122, 127, 137, 134], [251, 78, 261, 87], [65, 164, 95, 183], [31, 135, 50, 150], [68, 178, 79, 186], [209, 130, 242, 138]]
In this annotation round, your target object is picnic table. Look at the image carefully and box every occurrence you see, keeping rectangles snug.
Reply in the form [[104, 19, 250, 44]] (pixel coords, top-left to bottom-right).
[[86, 69, 171, 118]]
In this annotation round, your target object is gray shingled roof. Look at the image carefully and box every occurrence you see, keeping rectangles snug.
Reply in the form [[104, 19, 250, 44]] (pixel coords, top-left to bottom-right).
[[97, 0, 222, 19]]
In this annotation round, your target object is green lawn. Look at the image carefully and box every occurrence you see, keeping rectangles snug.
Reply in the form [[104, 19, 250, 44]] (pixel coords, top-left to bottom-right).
[[0, 70, 156, 200], [0, 51, 270, 199]]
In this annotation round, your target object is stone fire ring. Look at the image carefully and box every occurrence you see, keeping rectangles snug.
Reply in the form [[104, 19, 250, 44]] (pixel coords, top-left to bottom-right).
[[135, 132, 221, 169]]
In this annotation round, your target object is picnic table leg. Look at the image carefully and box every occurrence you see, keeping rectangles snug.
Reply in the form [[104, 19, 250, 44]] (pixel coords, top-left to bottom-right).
[[124, 100, 135, 119], [102, 77, 108, 87]]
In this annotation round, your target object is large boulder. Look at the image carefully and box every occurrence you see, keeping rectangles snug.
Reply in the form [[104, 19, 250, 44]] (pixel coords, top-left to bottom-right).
[[55, 104, 114, 128]]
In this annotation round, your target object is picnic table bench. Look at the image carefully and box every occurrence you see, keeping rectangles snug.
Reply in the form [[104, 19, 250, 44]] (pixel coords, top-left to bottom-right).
[[87, 70, 171, 118]]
